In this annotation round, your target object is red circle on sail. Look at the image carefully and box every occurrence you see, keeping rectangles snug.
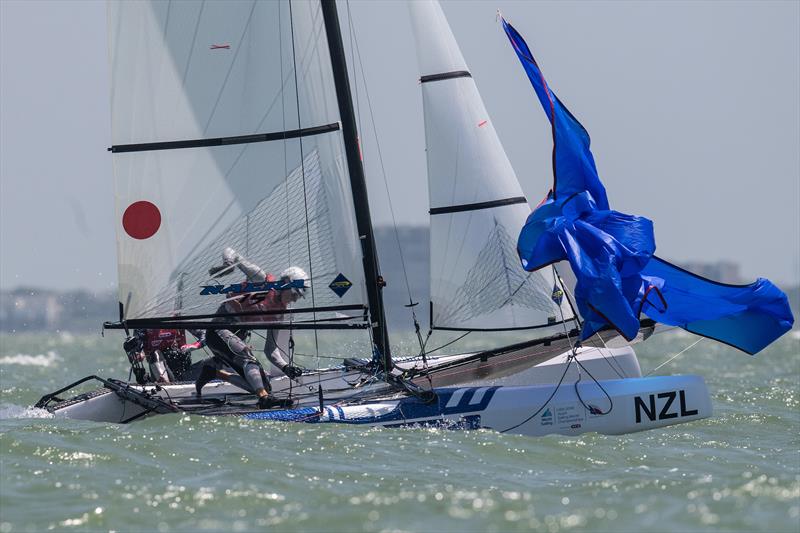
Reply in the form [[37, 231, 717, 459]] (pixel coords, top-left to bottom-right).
[[122, 201, 161, 239]]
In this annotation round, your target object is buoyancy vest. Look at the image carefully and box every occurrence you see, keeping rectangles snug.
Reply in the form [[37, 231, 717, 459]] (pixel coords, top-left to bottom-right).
[[222, 273, 288, 322], [142, 329, 187, 354]]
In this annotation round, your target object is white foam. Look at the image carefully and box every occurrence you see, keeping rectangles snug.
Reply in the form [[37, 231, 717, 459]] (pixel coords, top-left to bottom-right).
[[0, 351, 61, 367], [0, 403, 53, 419]]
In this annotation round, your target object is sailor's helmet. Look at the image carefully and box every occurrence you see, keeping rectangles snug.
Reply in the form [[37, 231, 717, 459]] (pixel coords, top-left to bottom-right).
[[279, 266, 308, 298]]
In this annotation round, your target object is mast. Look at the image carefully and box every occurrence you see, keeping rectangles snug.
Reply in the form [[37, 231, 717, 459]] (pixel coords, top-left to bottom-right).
[[320, 0, 391, 367]]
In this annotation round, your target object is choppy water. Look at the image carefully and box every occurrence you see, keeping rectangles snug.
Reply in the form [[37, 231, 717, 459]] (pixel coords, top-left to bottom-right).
[[0, 330, 798, 532]]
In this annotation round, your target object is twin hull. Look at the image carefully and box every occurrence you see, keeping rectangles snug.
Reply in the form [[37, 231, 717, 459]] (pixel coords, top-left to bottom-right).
[[41, 346, 712, 437]]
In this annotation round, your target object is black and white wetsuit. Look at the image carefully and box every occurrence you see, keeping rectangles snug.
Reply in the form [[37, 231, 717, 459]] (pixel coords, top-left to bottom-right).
[[199, 253, 293, 394]]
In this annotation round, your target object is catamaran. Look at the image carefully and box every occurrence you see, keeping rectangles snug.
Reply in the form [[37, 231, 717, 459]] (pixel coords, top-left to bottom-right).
[[36, 0, 792, 437]]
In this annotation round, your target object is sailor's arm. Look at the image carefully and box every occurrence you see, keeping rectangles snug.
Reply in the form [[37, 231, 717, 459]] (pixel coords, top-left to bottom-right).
[[263, 328, 303, 379], [223, 247, 267, 282], [180, 329, 206, 353]]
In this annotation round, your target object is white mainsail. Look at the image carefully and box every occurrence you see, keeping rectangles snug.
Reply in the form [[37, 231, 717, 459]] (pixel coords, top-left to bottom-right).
[[409, 0, 576, 332], [108, 1, 367, 325]]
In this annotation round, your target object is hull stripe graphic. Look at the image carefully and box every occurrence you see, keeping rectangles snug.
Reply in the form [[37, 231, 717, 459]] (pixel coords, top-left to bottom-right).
[[445, 389, 468, 409], [469, 387, 490, 405]]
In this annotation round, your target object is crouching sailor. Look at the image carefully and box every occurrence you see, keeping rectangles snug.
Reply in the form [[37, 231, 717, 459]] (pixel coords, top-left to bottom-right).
[[195, 247, 307, 409], [123, 328, 205, 383]]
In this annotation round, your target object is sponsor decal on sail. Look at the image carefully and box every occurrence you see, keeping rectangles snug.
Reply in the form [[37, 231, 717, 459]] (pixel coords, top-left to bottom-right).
[[551, 283, 564, 306], [329, 273, 352, 298], [199, 279, 306, 296]]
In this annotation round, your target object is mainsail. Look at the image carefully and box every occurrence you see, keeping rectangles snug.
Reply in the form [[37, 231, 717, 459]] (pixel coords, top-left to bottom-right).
[[107, 1, 372, 331], [408, 0, 575, 333]]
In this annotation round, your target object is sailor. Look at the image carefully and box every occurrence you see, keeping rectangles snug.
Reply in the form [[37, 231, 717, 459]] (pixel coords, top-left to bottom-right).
[[195, 247, 306, 409], [123, 328, 205, 383]]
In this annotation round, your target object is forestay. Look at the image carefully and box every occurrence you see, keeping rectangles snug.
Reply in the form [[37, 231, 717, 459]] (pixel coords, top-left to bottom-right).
[[408, 0, 575, 332], [108, 1, 367, 327]]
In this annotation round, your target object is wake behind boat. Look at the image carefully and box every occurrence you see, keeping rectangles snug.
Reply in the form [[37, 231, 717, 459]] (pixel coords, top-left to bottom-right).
[[37, 0, 790, 439]]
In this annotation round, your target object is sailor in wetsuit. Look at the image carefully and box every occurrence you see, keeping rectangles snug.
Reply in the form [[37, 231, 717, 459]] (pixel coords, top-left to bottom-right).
[[195, 247, 306, 409], [123, 328, 205, 383]]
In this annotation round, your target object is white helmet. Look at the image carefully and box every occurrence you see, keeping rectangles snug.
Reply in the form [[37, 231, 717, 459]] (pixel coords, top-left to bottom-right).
[[279, 266, 309, 298]]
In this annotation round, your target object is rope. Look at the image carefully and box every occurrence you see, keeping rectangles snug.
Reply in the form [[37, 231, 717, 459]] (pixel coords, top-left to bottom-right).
[[499, 354, 574, 434], [572, 356, 613, 415], [288, 0, 322, 402], [554, 265, 628, 379], [423, 331, 471, 357], [345, 0, 420, 331], [497, 266, 615, 433], [644, 338, 703, 376]]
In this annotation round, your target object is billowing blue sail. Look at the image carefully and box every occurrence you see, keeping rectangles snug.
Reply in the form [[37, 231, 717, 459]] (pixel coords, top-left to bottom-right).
[[502, 18, 793, 354]]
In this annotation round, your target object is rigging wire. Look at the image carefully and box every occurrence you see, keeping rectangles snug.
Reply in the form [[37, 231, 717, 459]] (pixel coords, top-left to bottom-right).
[[554, 265, 627, 379], [644, 338, 703, 377], [344, 0, 422, 339], [498, 267, 616, 433], [555, 264, 615, 411], [288, 0, 322, 401], [278, 0, 293, 400], [421, 331, 471, 357], [343, 1, 439, 396], [572, 356, 613, 416], [498, 355, 573, 434]]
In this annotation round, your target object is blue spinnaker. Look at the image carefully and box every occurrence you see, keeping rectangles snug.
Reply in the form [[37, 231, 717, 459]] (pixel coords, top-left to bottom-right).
[[502, 18, 793, 354]]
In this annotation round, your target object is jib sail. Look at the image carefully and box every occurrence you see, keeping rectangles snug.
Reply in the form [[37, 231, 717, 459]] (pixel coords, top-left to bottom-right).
[[409, 0, 576, 333]]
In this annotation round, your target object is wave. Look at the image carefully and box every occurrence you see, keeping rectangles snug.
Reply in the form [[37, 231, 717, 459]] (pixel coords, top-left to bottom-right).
[[0, 403, 53, 419], [0, 351, 61, 367]]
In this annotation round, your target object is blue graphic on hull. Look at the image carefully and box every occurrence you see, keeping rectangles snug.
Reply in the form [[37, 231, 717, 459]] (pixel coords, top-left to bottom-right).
[[241, 386, 500, 427], [245, 407, 318, 422]]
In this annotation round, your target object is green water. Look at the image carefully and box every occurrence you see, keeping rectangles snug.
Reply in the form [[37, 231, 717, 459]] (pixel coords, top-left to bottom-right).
[[0, 330, 798, 532]]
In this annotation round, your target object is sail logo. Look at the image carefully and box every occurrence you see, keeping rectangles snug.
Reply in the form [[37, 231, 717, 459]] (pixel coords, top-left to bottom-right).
[[540, 408, 553, 426], [634, 390, 698, 423], [329, 273, 352, 298], [199, 279, 305, 296], [551, 283, 564, 305]]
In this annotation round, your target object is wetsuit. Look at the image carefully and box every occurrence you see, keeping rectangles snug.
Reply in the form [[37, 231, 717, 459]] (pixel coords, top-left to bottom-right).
[[129, 328, 205, 381], [199, 253, 292, 394]]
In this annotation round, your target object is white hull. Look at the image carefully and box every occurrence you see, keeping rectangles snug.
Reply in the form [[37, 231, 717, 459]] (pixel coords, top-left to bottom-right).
[[35, 345, 712, 437], [249, 374, 712, 438]]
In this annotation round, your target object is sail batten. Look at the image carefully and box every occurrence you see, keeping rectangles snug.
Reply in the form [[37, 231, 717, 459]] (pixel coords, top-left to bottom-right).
[[430, 197, 528, 215], [420, 70, 472, 83], [110, 123, 341, 153], [105, 320, 369, 331]]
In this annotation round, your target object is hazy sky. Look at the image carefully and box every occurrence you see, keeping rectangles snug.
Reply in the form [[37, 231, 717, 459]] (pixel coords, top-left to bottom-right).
[[1, 0, 798, 292]]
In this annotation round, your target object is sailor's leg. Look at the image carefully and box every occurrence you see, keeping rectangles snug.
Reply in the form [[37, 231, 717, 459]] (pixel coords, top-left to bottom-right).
[[242, 361, 270, 395], [197, 330, 240, 394], [206, 329, 269, 397], [194, 355, 222, 396], [218, 370, 255, 394]]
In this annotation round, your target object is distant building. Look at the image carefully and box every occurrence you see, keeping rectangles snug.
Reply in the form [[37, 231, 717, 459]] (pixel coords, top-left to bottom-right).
[[0, 288, 116, 332], [1, 233, 796, 332]]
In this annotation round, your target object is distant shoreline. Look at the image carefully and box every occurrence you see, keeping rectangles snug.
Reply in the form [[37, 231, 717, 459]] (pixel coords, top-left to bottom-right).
[[2, 227, 797, 332]]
